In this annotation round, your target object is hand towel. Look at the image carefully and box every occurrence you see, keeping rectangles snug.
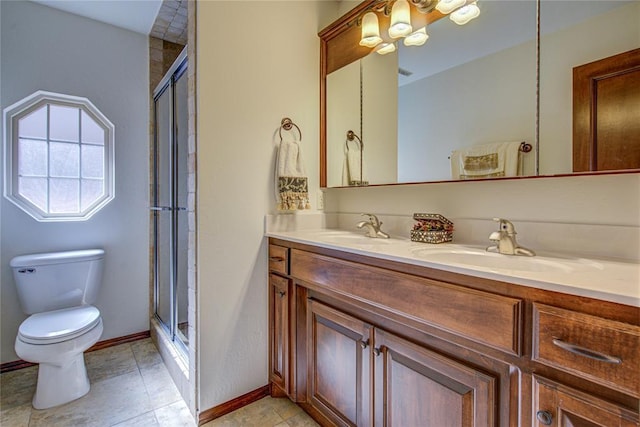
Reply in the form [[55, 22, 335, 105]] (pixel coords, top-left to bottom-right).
[[342, 143, 369, 186], [450, 141, 523, 180], [275, 139, 310, 211]]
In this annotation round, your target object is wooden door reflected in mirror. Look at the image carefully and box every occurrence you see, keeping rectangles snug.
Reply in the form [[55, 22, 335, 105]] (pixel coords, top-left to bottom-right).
[[573, 48, 640, 172]]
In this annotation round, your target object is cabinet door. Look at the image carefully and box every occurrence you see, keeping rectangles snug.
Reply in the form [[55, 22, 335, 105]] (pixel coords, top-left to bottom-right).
[[374, 329, 497, 427], [269, 274, 290, 395], [308, 300, 372, 427], [533, 376, 639, 427]]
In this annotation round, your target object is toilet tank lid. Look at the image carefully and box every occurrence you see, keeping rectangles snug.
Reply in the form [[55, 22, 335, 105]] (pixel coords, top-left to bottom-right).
[[10, 249, 104, 267]]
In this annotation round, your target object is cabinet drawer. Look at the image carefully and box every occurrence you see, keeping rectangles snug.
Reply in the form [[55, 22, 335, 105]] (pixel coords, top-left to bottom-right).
[[533, 303, 640, 397], [291, 249, 523, 355], [269, 244, 289, 275]]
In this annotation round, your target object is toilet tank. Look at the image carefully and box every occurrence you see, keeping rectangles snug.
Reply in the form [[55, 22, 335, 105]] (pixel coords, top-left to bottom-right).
[[10, 249, 105, 314]]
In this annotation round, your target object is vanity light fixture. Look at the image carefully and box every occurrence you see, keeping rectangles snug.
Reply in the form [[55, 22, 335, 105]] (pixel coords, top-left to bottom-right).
[[404, 26, 429, 46], [435, 0, 466, 14], [375, 42, 397, 55], [389, 0, 413, 38], [358, 0, 480, 54], [450, 1, 480, 25], [359, 11, 383, 47]]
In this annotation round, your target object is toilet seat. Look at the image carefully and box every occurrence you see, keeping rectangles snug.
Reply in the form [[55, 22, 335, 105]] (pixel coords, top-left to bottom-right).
[[18, 305, 101, 345]]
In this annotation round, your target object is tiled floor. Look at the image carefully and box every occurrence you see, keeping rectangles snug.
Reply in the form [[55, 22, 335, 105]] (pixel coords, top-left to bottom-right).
[[0, 339, 319, 427], [200, 397, 319, 427]]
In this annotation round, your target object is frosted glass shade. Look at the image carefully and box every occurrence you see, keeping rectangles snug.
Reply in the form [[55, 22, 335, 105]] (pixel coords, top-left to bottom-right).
[[435, 0, 466, 14], [450, 2, 480, 25], [389, 0, 412, 38], [375, 42, 396, 55], [404, 27, 429, 46], [359, 12, 383, 48]]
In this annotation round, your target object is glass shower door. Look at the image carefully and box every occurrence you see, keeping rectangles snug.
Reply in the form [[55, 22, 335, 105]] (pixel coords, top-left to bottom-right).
[[153, 52, 189, 353]]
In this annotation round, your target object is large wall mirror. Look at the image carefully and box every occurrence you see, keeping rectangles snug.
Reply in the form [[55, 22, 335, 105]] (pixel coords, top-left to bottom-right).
[[320, 0, 639, 188]]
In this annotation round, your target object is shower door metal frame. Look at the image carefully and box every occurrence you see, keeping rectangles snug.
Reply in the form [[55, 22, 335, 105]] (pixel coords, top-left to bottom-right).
[[152, 48, 188, 355]]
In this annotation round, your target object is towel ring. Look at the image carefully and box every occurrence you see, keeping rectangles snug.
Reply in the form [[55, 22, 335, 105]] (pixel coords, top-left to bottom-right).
[[345, 130, 363, 151], [279, 117, 302, 142]]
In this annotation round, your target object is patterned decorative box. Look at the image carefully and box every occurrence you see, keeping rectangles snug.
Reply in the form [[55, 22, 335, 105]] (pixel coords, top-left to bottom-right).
[[410, 213, 454, 244]]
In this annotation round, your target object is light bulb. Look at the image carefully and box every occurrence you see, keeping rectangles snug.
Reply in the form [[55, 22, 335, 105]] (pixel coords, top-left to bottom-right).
[[389, 0, 412, 39], [450, 2, 480, 25], [404, 27, 429, 47], [435, 0, 465, 14], [375, 42, 396, 55], [359, 12, 383, 48]]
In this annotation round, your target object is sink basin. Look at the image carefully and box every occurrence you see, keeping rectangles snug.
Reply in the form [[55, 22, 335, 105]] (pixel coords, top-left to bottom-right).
[[410, 246, 602, 274]]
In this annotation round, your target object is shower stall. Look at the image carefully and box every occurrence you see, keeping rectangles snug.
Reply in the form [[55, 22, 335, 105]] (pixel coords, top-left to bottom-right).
[[152, 48, 189, 354]]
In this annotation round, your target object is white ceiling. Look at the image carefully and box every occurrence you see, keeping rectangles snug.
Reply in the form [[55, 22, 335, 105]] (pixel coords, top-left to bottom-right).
[[31, 0, 162, 35]]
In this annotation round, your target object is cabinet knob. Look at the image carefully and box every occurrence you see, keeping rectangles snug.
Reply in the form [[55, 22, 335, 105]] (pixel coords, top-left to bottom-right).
[[278, 291, 286, 298], [359, 339, 369, 349], [536, 410, 553, 425], [270, 256, 285, 262], [373, 347, 382, 356]]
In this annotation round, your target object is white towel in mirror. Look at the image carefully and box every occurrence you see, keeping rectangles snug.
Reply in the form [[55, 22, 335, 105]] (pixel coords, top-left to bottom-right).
[[450, 141, 523, 180], [342, 144, 368, 186]]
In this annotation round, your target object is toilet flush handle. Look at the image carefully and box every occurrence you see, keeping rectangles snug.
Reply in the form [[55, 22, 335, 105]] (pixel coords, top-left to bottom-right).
[[17, 268, 36, 274]]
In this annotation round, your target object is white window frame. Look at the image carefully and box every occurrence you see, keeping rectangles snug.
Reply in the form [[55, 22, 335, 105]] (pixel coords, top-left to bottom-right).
[[3, 91, 115, 222]]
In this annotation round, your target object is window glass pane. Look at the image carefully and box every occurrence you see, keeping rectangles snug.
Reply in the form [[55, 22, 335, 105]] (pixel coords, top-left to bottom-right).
[[19, 177, 48, 212], [49, 105, 79, 142], [49, 178, 79, 213], [50, 142, 79, 178], [18, 105, 47, 139], [81, 145, 104, 178], [18, 139, 48, 176], [81, 179, 104, 211], [81, 111, 105, 145]]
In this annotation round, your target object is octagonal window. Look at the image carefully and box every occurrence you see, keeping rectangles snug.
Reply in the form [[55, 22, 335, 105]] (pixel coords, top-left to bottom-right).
[[3, 91, 114, 221]]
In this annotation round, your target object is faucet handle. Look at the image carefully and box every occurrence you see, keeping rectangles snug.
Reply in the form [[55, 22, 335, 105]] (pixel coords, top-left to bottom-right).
[[361, 213, 380, 226], [493, 218, 516, 234]]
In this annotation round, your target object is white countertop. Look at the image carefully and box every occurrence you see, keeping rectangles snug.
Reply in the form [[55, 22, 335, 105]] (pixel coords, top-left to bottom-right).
[[267, 229, 640, 307]]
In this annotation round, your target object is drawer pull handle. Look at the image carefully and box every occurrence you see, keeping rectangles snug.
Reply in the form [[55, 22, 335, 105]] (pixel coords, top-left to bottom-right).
[[552, 339, 622, 364], [536, 410, 553, 425], [270, 256, 285, 262]]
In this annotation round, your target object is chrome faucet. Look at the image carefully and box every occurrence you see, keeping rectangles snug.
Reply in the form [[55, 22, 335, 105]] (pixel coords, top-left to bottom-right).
[[356, 213, 390, 239], [486, 218, 535, 256]]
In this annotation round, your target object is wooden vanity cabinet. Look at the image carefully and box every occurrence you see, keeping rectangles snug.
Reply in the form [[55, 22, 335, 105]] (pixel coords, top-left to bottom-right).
[[269, 273, 290, 396], [533, 376, 639, 427], [268, 238, 640, 426], [307, 300, 372, 426], [373, 328, 498, 427]]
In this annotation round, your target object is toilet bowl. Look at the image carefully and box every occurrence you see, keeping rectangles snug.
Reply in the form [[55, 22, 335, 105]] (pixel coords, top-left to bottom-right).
[[11, 249, 105, 409]]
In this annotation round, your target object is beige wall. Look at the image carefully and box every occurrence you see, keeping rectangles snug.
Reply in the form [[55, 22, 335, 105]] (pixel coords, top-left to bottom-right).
[[325, 172, 640, 227], [196, 1, 338, 411]]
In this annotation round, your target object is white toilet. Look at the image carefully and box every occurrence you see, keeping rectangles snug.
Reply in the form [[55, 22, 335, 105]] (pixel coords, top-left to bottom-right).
[[11, 249, 105, 409]]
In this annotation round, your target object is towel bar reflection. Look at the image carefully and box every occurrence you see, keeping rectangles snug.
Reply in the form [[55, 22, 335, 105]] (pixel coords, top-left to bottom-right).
[[279, 117, 302, 142], [519, 142, 532, 153]]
